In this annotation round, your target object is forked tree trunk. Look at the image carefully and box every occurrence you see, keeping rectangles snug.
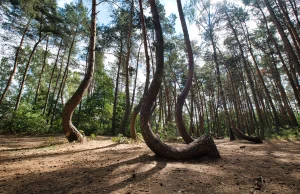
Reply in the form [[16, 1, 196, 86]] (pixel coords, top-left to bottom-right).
[[139, 0, 220, 160], [175, 0, 195, 144], [62, 0, 97, 143]]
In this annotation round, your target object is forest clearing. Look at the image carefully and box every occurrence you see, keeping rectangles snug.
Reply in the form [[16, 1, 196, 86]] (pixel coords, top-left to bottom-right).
[[0, 135, 300, 194], [1, 0, 300, 193]]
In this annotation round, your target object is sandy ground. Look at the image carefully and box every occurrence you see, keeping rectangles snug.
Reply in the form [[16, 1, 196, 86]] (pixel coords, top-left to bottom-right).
[[0, 135, 300, 194]]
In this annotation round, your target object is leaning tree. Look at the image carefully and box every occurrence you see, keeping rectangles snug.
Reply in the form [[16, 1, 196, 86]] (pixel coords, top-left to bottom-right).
[[62, 0, 97, 142], [139, 0, 220, 159]]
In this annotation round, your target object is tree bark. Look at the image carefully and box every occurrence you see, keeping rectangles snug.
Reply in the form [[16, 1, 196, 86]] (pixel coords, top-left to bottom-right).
[[140, 0, 220, 160], [175, 0, 195, 144], [62, 0, 97, 142], [231, 122, 263, 144]]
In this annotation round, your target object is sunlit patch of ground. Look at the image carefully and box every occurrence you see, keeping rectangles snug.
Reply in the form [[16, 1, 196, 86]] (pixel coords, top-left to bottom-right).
[[0, 135, 299, 194]]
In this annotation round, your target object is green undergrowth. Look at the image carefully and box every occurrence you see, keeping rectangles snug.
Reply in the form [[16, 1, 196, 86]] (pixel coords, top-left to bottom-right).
[[268, 127, 300, 142], [111, 133, 144, 144]]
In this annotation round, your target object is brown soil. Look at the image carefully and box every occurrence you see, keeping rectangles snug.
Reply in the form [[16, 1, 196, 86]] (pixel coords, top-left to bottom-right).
[[0, 135, 300, 194]]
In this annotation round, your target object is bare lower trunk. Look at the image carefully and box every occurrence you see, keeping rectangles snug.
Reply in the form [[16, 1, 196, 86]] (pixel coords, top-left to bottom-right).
[[139, 0, 220, 160]]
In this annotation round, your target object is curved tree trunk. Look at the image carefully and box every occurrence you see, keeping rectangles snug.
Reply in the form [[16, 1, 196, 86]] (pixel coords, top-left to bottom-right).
[[231, 122, 263, 144], [140, 0, 220, 160], [175, 0, 195, 144], [62, 0, 97, 143]]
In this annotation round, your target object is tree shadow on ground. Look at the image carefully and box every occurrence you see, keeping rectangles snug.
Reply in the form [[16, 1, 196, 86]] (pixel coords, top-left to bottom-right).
[[1, 137, 300, 194]]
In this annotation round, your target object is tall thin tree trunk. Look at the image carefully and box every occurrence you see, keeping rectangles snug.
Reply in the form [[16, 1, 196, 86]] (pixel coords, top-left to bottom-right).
[[226, 10, 265, 139], [0, 20, 30, 105], [129, 0, 151, 139], [15, 35, 45, 110], [119, 0, 134, 135], [47, 50, 65, 121], [34, 35, 49, 106], [43, 39, 63, 115], [111, 41, 123, 135], [264, 0, 300, 76]]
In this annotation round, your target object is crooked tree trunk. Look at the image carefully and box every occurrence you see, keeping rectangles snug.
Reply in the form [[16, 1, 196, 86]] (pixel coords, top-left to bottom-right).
[[129, 0, 151, 139], [231, 122, 263, 144], [139, 0, 220, 160], [62, 0, 97, 143], [175, 0, 195, 144], [0, 20, 30, 105]]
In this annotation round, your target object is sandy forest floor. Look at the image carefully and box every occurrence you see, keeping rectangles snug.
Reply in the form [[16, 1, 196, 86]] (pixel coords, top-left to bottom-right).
[[0, 135, 300, 194]]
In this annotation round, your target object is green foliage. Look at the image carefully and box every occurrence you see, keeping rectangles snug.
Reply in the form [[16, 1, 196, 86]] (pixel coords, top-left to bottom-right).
[[267, 127, 300, 142], [111, 134, 134, 144], [90, 133, 96, 140], [157, 123, 178, 141], [0, 103, 50, 134]]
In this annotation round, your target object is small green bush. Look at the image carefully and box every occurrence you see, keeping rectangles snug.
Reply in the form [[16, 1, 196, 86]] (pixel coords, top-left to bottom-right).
[[112, 134, 135, 144], [1, 104, 49, 134]]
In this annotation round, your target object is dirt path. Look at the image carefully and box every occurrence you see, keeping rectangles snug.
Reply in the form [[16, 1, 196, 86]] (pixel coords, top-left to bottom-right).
[[0, 135, 299, 194]]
